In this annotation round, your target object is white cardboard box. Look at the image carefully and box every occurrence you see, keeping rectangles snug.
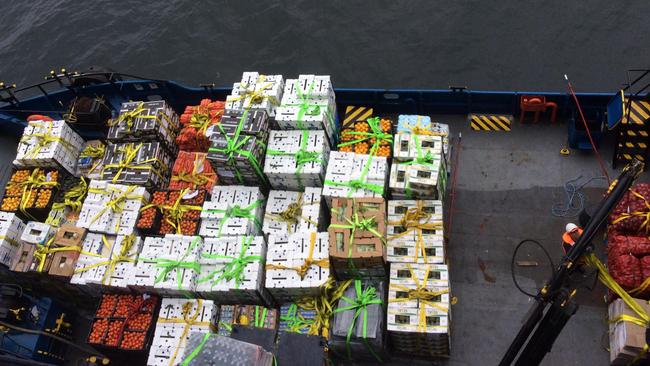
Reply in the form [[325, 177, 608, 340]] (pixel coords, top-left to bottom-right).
[[264, 130, 330, 190], [196, 236, 272, 305], [265, 232, 330, 303], [322, 151, 387, 205], [70, 233, 115, 286], [0, 212, 25, 267], [200, 186, 265, 237], [147, 298, 217, 366], [20, 221, 54, 245], [14, 120, 85, 174], [77, 180, 150, 235], [387, 200, 444, 264], [275, 75, 338, 145], [393, 133, 444, 162], [387, 263, 451, 338], [262, 188, 324, 236], [225, 72, 284, 117], [132, 235, 203, 296]]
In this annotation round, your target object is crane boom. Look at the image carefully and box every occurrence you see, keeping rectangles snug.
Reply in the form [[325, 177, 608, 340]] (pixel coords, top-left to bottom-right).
[[499, 159, 644, 366]]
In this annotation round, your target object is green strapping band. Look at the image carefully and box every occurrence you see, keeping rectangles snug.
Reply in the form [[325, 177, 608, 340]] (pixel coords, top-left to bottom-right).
[[329, 200, 386, 274], [219, 320, 233, 332], [266, 130, 324, 189], [400, 133, 440, 198], [207, 109, 269, 185], [202, 199, 263, 237], [180, 332, 212, 366], [325, 135, 384, 197], [291, 80, 337, 134], [197, 236, 262, 289], [337, 117, 392, 156], [280, 303, 314, 334], [255, 306, 269, 328], [147, 236, 202, 292], [332, 280, 383, 362]]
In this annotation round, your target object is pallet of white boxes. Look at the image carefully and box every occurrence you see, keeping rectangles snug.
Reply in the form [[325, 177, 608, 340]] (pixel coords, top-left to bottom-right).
[[262, 188, 326, 235], [275, 74, 338, 146], [71, 233, 143, 293], [196, 235, 273, 306], [322, 151, 388, 205], [129, 235, 202, 296], [76, 180, 150, 235], [207, 110, 270, 186], [0, 212, 26, 268], [107, 100, 180, 153], [147, 298, 217, 366], [200, 186, 265, 238], [14, 119, 85, 175], [387, 262, 451, 357], [387, 200, 445, 264], [390, 116, 448, 200], [225, 72, 284, 118], [265, 231, 330, 303], [264, 130, 330, 190]]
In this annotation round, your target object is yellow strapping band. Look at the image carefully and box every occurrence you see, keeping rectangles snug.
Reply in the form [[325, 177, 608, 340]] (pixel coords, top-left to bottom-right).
[[33, 235, 95, 273], [611, 190, 650, 233], [264, 192, 319, 234], [388, 263, 449, 332], [171, 154, 216, 189], [21, 123, 76, 159], [387, 200, 442, 262], [101, 142, 167, 183], [88, 185, 146, 234], [73, 235, 136, 285], [294, 277, 353, 338], [585, 253, 650, 364], [0, 236, 20, 247], [140, 188, 202, 234], [108, 101, 175, 138], [155, 299, 213, 366], [7, 169, 59, 221], [266, 232, 329, 279], [227, 75, 280, 108]]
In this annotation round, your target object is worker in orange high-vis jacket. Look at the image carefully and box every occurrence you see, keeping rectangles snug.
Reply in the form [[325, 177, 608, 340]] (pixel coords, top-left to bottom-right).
[[562, 223, 584, 255]]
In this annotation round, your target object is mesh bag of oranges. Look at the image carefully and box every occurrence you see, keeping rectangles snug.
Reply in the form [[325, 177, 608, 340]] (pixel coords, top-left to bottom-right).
[[338, 116, 393, 158]]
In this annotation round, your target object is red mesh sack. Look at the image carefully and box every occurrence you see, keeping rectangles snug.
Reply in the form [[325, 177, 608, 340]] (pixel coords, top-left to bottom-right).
[[608, 252, 642, 290], [176, 99, 225, 152], [610, 184, 650, 235], [168, 151, 217, 192]]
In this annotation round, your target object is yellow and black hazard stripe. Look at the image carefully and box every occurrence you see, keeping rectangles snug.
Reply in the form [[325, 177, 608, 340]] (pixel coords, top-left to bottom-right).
[[469, 114, 512, 131], [622, 99, 650, 125], [343, 106, 373, 128], [618, 152, 646, 162], [626, 129, 649, 138]]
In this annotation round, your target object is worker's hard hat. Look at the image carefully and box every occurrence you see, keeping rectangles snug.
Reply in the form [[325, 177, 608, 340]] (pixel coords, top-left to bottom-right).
[[565, 223, 578, 233]]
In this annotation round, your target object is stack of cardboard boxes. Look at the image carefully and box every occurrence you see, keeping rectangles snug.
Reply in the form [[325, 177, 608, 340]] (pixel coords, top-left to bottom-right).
[[147, 298, 217, 366], [196, 235, 272, 306], [264, 130, 329, 190]]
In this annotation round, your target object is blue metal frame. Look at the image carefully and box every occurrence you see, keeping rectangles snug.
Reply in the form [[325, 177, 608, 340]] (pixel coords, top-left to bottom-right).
[[0, 73, 619, 138]]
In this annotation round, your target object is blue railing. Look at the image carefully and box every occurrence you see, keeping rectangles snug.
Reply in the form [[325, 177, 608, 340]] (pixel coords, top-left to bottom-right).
[[0, 72, 619, 138]]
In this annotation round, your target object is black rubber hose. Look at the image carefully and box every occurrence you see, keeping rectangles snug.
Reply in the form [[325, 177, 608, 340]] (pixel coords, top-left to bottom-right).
[[511, 239, 556, 298]]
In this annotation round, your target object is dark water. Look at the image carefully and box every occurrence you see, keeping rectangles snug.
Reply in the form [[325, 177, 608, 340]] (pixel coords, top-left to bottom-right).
[[0, 1, 648, 92]]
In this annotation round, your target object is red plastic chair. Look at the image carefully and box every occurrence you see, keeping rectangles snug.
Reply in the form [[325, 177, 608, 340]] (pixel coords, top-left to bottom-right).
[[519, 95, 557, 123]]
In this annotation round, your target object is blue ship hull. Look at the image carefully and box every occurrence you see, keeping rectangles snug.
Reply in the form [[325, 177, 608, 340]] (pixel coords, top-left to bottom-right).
[[0, 72, 617, 139]]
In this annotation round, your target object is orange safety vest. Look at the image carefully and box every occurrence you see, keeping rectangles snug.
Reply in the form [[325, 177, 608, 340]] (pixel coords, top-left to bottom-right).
[[562, 228, 584, 246]]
